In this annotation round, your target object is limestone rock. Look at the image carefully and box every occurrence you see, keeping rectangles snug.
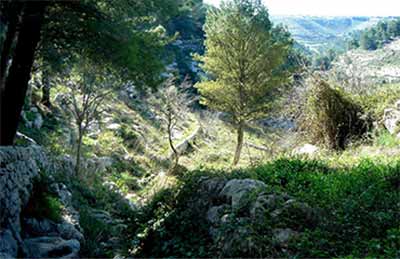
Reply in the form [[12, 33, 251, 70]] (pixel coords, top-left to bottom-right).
[[23, 218, 58, 237], [57, 222, 84, 242], [0, 230, 18, 258], [22, 237, 80, 259], [292, 144, 319, 156], [207, 205, 229, 225], [383, 104, 400, 136], [219, 179, 267, 209]]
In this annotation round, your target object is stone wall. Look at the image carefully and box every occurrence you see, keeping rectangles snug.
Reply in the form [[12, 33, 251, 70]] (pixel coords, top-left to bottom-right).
[[0, 146, 47, 258], [0, 146, 82, 258]]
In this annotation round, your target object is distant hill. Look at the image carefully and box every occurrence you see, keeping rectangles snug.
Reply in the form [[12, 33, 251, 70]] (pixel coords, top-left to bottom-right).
[[271, 16, 388, 53], [332, 38, 400, 85]]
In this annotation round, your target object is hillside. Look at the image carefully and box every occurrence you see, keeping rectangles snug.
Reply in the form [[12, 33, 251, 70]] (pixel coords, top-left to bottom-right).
[[332, 38, 400, 85], [271, 16, 384, 53], [1, 1, 400, 259]]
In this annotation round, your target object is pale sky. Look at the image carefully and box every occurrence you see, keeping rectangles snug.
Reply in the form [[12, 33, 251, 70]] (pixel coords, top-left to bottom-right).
[[203, 0, 400, 17]]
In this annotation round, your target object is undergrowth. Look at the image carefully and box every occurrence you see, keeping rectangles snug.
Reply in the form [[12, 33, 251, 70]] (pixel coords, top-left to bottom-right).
[[130, 158, 400, 258]]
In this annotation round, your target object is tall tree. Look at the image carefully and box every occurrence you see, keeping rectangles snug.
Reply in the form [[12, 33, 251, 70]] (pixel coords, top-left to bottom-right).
[[195, 0, 292, 165], [0, 2, 47, 145], [0, 0, 180, 145]]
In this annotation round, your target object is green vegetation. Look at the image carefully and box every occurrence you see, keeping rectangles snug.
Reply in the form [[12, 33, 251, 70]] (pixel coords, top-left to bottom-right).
[[131, 158, 400, 258], [23, 175, 63, 222], [349, 18, 400, 50], [2, 0, 400, 258]]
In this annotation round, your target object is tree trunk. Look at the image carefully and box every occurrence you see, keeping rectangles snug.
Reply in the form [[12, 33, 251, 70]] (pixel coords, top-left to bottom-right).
[[0, 3, 22, 91], [167, 118, 179, 174], [233, 121, 244, 166], [41, 67, 51, 107], [0, 3, 46, 145], [75, 127, 83, 176]]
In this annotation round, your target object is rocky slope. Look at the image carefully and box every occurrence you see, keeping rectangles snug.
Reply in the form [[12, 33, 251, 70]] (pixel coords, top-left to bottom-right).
[[331, 38, 400, 86]]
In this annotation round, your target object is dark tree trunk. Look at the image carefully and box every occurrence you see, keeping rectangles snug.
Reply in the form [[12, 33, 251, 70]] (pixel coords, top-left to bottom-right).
[[0, 3, 46, 145], [0, 3, 22, 91], [233, 121, 244, 166]]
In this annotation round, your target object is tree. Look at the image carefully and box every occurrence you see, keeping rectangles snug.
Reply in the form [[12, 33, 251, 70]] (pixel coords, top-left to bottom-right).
[[360, 31, 377, 50], [153, 78, 194, 173], [60, 62, 113, 175], [0, 2, 46, 145], [0, 0, 180, 145], [195, 0, 292, 165]]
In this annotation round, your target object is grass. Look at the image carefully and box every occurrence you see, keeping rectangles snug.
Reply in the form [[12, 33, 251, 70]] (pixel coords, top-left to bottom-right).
[[131, 157, 400, 258]]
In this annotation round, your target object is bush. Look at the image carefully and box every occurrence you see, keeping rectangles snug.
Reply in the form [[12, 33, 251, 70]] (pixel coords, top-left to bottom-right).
[[23, 184, 63, 222], [299, 79, 371, 149]]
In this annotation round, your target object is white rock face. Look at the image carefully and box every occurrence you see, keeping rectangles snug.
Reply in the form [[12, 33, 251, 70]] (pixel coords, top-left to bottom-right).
[[292, 144, 319, 156], [383, 100, 400, 137]]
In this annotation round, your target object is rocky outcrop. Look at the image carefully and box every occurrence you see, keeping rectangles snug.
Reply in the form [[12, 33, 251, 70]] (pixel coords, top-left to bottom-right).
[[199, 178, 320, 257], [383, 100, 400, 139], [0, 146, 83, 258]]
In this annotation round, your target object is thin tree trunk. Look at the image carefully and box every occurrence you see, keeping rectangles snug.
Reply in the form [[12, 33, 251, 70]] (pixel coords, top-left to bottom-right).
[[0, 3, 22, 91], [75, 127, 83, 176], [0, 3, 46, 145], [41, 67, 51, 107], [167, 117, 179, 174], [233, 121, 244, 166]]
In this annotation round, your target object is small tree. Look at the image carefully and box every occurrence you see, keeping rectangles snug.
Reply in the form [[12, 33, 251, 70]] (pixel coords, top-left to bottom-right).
[[153, 79, 193, 173], [61, 65, 112, 175], [195, 0, 292, 165]]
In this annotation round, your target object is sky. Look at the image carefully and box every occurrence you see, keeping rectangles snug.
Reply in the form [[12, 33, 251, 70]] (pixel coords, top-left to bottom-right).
[[203, 0, 400, 17]]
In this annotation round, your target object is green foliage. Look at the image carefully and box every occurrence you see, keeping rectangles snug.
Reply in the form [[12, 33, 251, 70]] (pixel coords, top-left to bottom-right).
[[79, 207, 114, 258], [132, 158, 400, 258], [300, 79, 371, 149], [355, 84, 400, 121], [349, 18, 400, 51], [374, 130, 400, 148], [37, 0, 181, 88], [23, 175, 63, 222], [196, 0, 293, 124]]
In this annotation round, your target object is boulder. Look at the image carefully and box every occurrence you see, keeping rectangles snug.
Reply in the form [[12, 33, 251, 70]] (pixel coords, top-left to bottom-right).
[[219, 179, 267, 209], [207, 205, 230, 225], [292, 144, 319, 156], [383, 107, 400, 136], [22, 237, 80, 259], [250, 194, 286, 219]]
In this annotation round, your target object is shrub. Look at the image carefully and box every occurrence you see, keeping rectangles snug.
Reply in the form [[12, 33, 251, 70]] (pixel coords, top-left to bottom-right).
[[23, 187, 63, 222], [299, 79, 371, 149]]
